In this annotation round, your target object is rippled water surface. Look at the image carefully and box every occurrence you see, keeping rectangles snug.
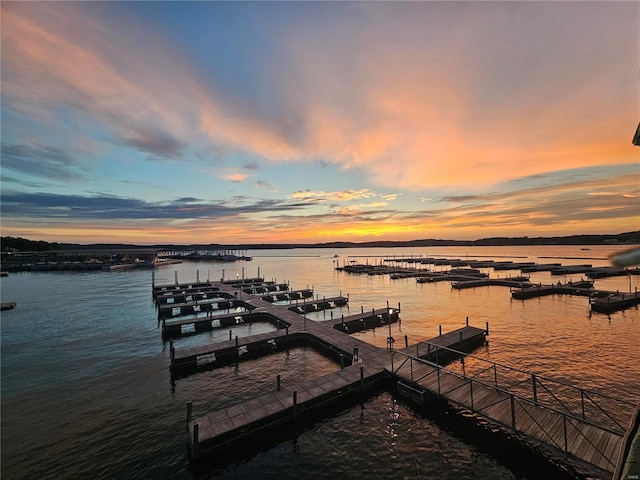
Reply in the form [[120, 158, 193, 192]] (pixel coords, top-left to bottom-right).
[[2, 245, 638, 479]]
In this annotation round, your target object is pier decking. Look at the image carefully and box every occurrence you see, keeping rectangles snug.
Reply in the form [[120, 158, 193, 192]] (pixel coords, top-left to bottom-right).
[[185, 324, 486, 460], [158, 275, 635, 476], [390, 351, 630, 472]]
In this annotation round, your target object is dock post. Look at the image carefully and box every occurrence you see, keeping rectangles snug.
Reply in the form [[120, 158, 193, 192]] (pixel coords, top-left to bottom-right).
[[331, 311, 333, 321], [293, 390, 298, 418], [277, 374, 281, 392], [404, 335, 408, 348], [175, 271, 178, 287], [353, 345, 359, 362], [398, 302, 401, 313], [486, 321, 489, 336], [361, 305, 364, 314], [439, 325, 442, 336], [186, 401, 192, 429], [360, 366, 364, 389], [235, 336, 239, 348], [466, 316, 469, 326], [242, 267, 245, 280], [229, 330, 232, 341], [193, 423, 199, 447], [341, 315, 344, 324], [510, 395, 516, 429], [170, 341, 175, 363], [196, 269, 199, 283], [532, 375, 538, 405]]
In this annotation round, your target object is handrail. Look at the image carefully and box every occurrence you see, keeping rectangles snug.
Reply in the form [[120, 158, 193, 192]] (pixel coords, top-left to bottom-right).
[[390, 350, 630, 436], [415, 340, 636, 407], [391, 351, 621, 469]]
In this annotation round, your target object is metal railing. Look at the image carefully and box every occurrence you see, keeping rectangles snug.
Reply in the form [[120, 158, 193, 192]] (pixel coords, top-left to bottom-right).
[[390, 350, 637, 471], [412, 341, 635, 434]]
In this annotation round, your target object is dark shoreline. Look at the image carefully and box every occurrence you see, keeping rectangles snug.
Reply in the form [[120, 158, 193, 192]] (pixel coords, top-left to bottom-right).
[[2, 231, 639, 253]]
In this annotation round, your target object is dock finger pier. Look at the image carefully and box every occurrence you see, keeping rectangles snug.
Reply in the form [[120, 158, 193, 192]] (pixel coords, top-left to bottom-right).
[[153, 271, 638, 479]]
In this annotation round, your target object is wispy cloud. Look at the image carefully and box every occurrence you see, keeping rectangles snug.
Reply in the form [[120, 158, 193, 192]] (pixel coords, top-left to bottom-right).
[[118, 126, 185, 159], [254, 180, 278, 192], [289, 189, 376, 202], [1, 142, 91, 182], [3, 2, 635, 192], [0, 192, 305, 220]]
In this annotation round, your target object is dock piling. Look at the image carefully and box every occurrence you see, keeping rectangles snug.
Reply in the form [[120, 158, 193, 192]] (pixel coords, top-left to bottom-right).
[[439, 325, 442, 336], [404, 335, 408, 348], [353, 345, 359, 362], [293, 390, 298, 418], [486, 321, 489, 336], [193, 423, 199, 446], [186, 401, 192, 429], [466, 316, 469, 326]]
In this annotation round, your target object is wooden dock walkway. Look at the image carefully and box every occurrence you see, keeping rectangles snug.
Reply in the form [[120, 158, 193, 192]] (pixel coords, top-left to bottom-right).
[[158, 297, 241, 319], [390, 350, 635, 473], [162, 276, 632, 474], [287, 296, 349, 313], [452, 278, 531, 290], [590, 291, 640, 314], [510, 281, 640, 314], [186, 324, 485, 460], [170, 306, 400, 373], [155, 287, 227, 305], [162, 309, 256, 338]]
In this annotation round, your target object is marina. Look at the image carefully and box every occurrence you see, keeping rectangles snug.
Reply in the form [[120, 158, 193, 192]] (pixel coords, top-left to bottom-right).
[[2, 245, 640, 480], [162, 271, 636, 478]]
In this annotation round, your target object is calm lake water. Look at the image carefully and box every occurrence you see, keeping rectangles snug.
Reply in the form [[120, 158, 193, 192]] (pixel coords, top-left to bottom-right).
[[1, 245, 639, 479]]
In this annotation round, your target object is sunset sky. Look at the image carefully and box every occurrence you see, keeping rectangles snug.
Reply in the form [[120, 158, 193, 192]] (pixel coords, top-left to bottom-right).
[[1, 1, 638, 245]]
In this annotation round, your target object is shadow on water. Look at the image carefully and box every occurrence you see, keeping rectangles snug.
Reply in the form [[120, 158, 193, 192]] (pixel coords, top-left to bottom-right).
[[187, 377, 602, 480]]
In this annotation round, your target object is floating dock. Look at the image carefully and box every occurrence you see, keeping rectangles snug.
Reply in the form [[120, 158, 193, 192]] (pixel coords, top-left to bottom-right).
[[186, 324, 486, 460], [590, 292, 640, 314], [391, 350, 632, 473], [159, 275, 635, 476]]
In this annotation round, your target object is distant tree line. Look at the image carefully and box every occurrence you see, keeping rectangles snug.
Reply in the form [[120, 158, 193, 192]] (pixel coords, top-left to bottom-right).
[[1, 236, 59, 252], [2, 231, 639, 252]]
